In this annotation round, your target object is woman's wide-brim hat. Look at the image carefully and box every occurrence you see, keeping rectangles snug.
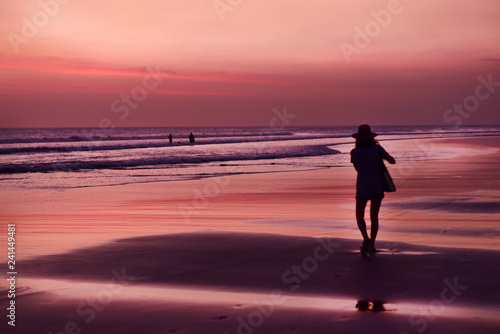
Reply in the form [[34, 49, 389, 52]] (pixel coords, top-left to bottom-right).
[[352, 124, 377, 139]]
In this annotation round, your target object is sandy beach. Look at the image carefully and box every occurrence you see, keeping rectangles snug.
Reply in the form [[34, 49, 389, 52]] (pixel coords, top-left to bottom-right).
[[1, 136, 500, 333]]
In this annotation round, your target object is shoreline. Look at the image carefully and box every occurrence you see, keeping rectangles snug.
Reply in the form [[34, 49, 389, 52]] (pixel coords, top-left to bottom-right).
[[1, 132, 498, 192]]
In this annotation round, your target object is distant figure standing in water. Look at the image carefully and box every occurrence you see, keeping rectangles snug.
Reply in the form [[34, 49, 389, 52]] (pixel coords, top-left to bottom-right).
[[169, 133, 172, 144], [189, 132, 195, 143], [350, 124, 396, 253]]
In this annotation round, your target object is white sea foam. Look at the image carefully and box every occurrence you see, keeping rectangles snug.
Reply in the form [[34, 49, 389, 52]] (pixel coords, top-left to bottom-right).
[[0, 126, 499, 190]]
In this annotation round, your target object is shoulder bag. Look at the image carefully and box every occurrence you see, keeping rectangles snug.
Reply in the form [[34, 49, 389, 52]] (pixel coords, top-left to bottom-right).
[[378, 146, 396, 192]]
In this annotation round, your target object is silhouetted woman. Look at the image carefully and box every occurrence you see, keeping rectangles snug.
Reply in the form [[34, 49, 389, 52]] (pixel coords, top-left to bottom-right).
[[350, 124, 395, 253]]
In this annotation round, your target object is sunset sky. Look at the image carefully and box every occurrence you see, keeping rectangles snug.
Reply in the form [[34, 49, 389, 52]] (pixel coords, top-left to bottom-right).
[[1, 0, 499, 127]]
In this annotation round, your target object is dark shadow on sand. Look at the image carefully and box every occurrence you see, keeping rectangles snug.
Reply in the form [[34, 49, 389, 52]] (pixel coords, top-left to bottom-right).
[[18, 231, 500, 307]]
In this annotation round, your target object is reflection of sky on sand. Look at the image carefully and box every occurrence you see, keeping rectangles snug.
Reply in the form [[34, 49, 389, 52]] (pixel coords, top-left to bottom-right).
[[349, 249, 439, 256], [15, 278, 500, 321]]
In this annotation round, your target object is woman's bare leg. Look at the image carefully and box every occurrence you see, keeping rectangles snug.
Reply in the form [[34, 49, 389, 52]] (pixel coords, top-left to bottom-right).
[[369, 197, 383, 251], [356, 199, 370, 243]]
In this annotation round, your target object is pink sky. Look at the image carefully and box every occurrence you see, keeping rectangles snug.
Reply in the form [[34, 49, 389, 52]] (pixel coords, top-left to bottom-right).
[[0, 0, 499, 127]]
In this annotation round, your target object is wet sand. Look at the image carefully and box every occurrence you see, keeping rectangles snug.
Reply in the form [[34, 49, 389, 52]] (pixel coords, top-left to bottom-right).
[[3, 231, 500, 333], [1, 136, 500, 333]]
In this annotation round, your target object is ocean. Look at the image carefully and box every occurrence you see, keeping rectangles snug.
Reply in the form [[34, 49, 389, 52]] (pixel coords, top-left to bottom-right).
[[1, 125, 499, 190]]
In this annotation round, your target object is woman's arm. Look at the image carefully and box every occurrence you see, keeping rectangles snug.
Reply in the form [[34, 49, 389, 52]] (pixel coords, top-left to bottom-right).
[[386, 154, 396, 165], [380, 145, 396, 164]]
